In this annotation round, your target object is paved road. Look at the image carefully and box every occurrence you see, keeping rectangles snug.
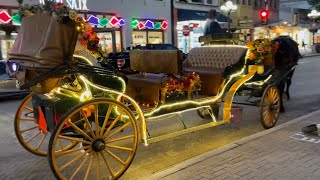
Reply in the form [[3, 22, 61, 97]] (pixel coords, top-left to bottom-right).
[[0, 56, 319, 179]]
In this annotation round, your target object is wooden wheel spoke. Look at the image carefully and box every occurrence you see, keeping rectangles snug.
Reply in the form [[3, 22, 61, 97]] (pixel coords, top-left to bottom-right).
[[21, 126, 39, 133], [80, 110, 96, 139], [70, 156, 89, 180], [107, 135, 135, 144], [94, 105, 100, 137], [68, 120, 93, 141], [25, 106, 33, 112], [95, 152, 101, 180], [99, 152, 115, 178], [58, 135, 91, 144], [35, 133, 47, 150], [56, 146, 90, 156], [102, 113, 123, 138], [106, 144, 133, 152], [59, 138, 63, 150], [100, 105, 114, 137], [26, 131, 41, 143], [84, 154, 94, 180], [104, 149, 126, 165], [59, 149, 92, 171], [106, 122, 131, 139], [19, 117, 35, 121]]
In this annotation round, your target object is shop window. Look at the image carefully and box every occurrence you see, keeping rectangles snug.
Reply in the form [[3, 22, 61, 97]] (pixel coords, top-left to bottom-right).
[[132, 31, 147, 46], [97, 32, 113, 56], [236, 0, 240, 4], [248, 0, 251, 6], [191, 0, 202, 3], [148, 31, 163, 44], [254, 0, 257, 7], [242, 0, 246, 5], [115, 31, 122, 52]]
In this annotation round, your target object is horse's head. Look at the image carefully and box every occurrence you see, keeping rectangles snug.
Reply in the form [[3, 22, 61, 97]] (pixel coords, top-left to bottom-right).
[[272, 36, 300, 69]]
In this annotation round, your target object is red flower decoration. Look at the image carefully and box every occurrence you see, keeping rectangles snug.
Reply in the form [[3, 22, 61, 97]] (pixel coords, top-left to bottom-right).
[[53, 2, 64, 11]]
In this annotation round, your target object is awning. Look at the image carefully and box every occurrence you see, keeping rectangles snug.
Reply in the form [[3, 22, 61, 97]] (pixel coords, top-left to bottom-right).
[[177, 9, 229, 22]]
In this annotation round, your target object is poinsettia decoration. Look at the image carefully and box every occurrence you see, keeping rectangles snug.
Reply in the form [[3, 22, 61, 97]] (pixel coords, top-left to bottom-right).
[[80, 25, 100, 52], [162, 73, 201, 99], [246, 38, 279, 64]]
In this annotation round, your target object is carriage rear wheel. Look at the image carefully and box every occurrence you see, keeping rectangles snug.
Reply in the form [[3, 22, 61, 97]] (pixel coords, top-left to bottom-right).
[[260, 85, 280, 129], [48, 98, 138, 180], [14, 93, 77, 156]]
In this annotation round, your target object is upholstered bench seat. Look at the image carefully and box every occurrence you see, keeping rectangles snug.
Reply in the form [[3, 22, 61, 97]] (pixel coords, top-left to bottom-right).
[[183, 46, 248, 96]]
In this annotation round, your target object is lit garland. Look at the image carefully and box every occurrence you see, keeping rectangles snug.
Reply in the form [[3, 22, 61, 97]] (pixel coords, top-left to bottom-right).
[[244, 75, 272, 86], [147, 106, 217, 122], [144, 68, 245, 117]]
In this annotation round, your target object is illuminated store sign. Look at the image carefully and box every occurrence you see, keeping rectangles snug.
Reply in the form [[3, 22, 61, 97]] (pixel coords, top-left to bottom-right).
[[39, 0, 89, 11]]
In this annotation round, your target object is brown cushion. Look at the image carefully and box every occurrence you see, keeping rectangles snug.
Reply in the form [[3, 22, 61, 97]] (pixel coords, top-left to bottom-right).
[[130, 50, 181, 74]]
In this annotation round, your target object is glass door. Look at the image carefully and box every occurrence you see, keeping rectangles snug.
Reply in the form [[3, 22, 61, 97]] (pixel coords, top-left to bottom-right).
[[97, 32, 113, 56]]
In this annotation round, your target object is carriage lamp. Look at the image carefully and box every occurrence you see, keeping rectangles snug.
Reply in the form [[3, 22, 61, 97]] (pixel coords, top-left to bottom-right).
[[7, 62, 18, 73], [220, 1, 238, 32]]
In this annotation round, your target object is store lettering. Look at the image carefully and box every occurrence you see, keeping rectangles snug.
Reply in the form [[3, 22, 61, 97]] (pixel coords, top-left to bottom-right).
[[39, 0, 89, 11]]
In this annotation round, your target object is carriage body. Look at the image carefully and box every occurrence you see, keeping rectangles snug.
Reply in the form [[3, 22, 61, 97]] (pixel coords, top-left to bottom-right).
[[11, 11, 299, 180]]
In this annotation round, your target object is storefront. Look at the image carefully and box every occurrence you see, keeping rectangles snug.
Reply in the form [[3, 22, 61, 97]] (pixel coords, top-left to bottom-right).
[[79, 11, 124, 55], [176, 9, 228, 53], [131, 18, 168, 46], [0, 5, 19, 60], [253, 26, 312, 50]]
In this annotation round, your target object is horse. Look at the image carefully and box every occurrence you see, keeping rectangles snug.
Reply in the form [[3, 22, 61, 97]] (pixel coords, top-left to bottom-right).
[[272, 36, 301, 112]]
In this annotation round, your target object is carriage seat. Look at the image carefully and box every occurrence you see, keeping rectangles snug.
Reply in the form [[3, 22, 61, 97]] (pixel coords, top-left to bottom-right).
[[126, 50, 182, 104], [183, 46, 247, 96]]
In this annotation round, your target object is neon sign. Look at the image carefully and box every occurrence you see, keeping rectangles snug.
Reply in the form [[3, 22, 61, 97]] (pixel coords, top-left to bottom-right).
[[39, 0, 89, 11]]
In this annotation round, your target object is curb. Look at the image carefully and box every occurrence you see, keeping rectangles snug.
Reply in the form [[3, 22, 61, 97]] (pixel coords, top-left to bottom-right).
[[301, 54, 320, 59], [144, 109, 320, 180]]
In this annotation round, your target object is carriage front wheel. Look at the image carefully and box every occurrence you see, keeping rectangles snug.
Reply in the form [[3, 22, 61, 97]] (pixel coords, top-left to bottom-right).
[[48, 98, 139, 180], [260, 85, 281, 129]]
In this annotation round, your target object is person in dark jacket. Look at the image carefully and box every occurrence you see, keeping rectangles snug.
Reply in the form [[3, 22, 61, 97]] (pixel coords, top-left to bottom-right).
[[203, 9, 222, 35]]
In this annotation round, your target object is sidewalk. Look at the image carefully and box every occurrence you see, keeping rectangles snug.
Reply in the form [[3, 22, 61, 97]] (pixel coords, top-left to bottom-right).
[[148, 110, 320, 180]]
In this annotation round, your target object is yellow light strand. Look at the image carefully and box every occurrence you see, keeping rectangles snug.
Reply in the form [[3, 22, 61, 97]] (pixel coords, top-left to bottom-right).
[[144, 68, 245, 117], [244, 75, 272, 86], [73, 54, 93, 66], [147, 106, 217, 122]]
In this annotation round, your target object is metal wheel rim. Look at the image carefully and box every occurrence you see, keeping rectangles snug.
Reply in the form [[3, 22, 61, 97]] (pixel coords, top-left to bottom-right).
[[260, 86, 280, 129], [14, 93, 78, 156], [49, 99, 138, 180]]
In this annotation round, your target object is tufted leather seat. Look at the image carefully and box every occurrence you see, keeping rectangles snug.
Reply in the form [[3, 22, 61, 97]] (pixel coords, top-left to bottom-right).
[[183, 46, 248, 96]]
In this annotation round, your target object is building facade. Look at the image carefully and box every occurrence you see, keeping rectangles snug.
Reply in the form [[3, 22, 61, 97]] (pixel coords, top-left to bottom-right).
[[0, 0, 173, 58], [278, 0, 317, 50]]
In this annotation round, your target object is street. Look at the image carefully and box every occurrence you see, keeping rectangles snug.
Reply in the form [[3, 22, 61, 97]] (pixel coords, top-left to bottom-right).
[[0, 55, 319, 180]]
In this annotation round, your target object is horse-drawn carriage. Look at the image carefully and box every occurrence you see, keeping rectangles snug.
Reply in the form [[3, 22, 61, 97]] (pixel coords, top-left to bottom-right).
[[9, 2, 299, 180]]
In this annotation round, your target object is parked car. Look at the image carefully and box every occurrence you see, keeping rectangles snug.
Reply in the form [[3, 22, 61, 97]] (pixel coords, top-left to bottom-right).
[[0, 60, 29, 99], [102, 44, 187, 71]]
